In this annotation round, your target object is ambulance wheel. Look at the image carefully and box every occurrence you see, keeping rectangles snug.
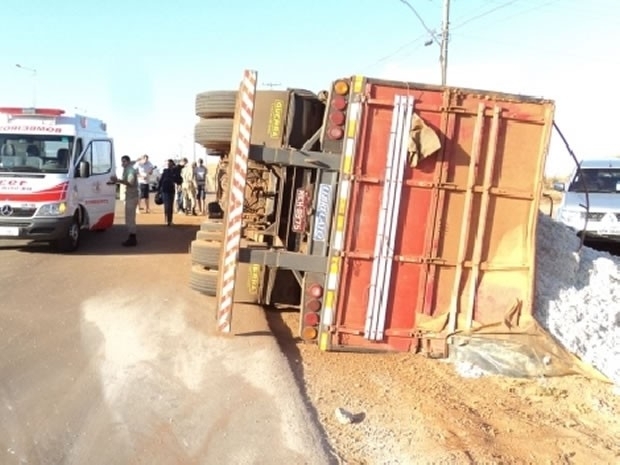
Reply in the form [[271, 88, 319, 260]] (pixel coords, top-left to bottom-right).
[[189, 265, 218, 296], [194, 119, 233, 152], [191, 239, 221, 269], [55, 215, 80, 252], [195, 91, 237, 119]]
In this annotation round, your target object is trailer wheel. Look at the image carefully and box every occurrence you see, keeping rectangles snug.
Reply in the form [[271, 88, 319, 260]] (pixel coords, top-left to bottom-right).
[[189, 265, 218, 296], [194, 119, 233, 152], [191, 240, 221, 268], [200, 221, 224, 232], [195, 91, 237, 119], [196, 230, 223, 242]]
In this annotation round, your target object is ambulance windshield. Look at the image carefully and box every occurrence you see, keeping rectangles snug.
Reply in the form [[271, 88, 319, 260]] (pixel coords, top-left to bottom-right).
[[0, 134, 74, 174]]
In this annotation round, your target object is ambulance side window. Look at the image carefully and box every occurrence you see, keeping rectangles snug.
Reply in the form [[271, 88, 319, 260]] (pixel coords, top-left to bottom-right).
[[82, 140, 112, 175]]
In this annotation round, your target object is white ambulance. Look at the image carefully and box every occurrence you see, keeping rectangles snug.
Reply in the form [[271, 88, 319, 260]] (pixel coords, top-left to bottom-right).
[[0, 107, 116, 252]]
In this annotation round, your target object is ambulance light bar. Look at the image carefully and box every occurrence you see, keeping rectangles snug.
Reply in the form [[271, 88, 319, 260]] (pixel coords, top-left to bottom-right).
[[0, 107, 65, 117]]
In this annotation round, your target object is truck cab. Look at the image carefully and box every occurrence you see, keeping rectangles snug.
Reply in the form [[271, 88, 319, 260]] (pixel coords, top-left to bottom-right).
[[554, 159, 620, 241], [0, 107, 116, 251]]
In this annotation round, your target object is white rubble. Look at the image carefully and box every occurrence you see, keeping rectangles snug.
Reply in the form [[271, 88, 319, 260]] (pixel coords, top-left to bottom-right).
[[535, 214, 620, 386]]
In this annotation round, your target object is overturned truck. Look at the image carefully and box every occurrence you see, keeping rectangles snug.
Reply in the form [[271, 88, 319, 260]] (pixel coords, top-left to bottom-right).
[[191, 72, 555, 356]]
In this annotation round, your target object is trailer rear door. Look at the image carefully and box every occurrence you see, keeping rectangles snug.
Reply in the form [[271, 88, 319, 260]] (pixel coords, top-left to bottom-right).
[[320, 78, 554, 352]]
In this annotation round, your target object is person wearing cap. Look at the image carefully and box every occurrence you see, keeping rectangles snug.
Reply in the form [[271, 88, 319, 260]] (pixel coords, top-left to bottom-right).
[[109, 155, 139, 246]]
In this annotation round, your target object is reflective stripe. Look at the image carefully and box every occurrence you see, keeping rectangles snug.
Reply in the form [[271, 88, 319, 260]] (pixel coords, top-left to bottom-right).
[[319, 332, 330, 351], [320, 77, 364, 349], [353, 75, 364, 93], [216, 69, 257, 334]]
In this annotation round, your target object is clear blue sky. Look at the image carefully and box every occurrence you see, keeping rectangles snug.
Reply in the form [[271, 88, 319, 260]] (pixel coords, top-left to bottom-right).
[[1, 0, 617, 175]]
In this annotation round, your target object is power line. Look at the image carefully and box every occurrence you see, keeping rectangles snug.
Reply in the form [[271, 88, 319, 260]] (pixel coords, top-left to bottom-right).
[[360, 32, 430, 72], [454, 32, 620, 66], [450, 0, 523, 31], [397, 0, 441, 46]]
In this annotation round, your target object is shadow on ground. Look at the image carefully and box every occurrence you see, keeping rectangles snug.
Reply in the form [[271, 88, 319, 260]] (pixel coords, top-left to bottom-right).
[[2, 223, 200, 256], [264, 307, 340, 465]]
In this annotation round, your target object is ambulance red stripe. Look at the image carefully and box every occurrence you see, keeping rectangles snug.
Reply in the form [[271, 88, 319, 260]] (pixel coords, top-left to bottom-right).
[[0, 181, 69, 202]]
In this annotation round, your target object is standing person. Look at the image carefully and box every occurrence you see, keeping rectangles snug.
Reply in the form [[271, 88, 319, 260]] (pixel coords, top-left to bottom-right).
[[195, 158, 207, 215], [175, 158, 186, 213], [136, 154, 154, 213], [157, 159, 180, 226], [109, 155, 139, 246], [181, 157, 197, 215]]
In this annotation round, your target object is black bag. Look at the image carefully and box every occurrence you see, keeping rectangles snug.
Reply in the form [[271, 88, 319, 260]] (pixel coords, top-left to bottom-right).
[[154, 192, 163, 205]]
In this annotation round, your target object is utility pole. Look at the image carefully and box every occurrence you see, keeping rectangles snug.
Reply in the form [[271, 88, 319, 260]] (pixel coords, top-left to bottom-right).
[[398, 0, 450, 85], [440, 0, 451, 86]]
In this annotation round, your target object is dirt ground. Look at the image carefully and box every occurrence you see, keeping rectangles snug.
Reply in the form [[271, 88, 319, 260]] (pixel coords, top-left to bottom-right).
[[267, 310, 620, 465]]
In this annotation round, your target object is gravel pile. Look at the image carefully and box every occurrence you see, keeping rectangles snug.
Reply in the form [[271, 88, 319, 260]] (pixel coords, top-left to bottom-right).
[[535, 213, 620, 385]]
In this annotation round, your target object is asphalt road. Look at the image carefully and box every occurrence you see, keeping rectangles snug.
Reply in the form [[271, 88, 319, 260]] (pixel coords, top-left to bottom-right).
[[0, 202, 330, 465]]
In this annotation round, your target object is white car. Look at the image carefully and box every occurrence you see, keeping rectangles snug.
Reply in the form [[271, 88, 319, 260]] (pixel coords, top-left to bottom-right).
[[554, 158, 620, 241]]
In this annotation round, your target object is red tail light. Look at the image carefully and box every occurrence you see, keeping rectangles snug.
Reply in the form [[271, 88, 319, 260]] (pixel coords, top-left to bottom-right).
[[329, 111, 346, 126], [304, 312, 320, 326], [306, 299, 321, 312], [308, 284, 323, 298], [332, 96, 347, 111], [327, 126, 344, 140]]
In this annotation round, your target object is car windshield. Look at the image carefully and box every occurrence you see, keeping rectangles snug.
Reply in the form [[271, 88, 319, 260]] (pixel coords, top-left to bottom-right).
[[568, 168, 620, 193], [0, 134, 74, 174]]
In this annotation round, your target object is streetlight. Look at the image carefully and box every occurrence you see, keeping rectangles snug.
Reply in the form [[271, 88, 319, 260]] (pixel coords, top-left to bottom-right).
[[15, 64, 37, 107]]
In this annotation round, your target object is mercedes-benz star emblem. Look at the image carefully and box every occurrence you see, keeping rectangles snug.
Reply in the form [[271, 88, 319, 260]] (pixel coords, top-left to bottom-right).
[[0, 205, 13, 216]]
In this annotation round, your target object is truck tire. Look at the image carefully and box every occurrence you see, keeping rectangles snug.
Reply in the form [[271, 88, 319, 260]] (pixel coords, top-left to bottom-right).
[[194, 119, 233, 152], [195, 91, 237, 119], [191, 240, 221, 268], [200, 221, 223, 232], [196, 230, 223, 241], [189, 265, 218, 296]]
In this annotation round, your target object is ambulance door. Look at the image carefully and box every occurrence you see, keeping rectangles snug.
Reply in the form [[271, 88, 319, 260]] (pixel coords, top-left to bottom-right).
[[74, 139, 115, 230]]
